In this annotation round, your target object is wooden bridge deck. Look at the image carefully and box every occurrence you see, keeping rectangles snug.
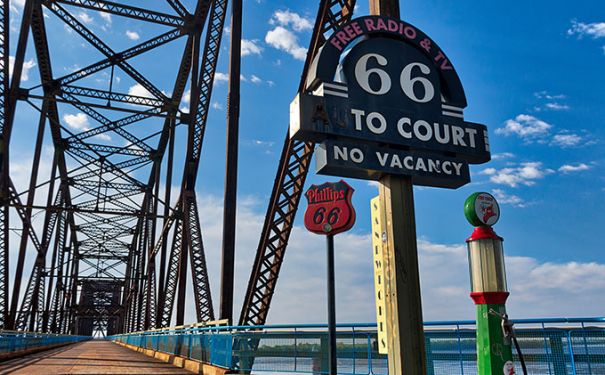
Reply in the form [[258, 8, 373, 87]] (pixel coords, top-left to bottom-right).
[[0, 340, 191, 374]]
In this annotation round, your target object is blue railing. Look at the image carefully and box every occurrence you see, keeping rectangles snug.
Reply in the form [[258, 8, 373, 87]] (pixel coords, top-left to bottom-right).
[[0, 330, 89, 356], [109, 317, 605, 375]]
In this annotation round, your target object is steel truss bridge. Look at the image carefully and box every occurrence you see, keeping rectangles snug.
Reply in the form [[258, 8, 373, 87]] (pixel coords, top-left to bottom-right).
[[0, 0, 357, 336]]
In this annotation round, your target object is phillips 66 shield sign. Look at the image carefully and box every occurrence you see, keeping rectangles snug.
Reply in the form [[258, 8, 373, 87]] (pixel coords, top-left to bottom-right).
[[304, 181, 356, 236]]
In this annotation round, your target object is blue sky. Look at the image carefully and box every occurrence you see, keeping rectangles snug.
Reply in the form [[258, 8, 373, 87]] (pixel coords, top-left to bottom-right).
[[7, 0, 605, 325]]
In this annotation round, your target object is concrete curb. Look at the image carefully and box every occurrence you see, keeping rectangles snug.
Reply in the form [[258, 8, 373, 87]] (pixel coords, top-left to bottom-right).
[[0, 342, 74, 361], [113, 341, 236, 375]]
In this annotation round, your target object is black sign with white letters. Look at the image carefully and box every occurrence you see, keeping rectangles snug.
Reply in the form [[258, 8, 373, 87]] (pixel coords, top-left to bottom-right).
[[316, 140, 471, 188], [290, 16, 491, 188]]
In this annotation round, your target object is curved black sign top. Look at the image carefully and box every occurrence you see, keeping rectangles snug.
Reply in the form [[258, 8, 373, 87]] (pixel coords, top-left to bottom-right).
[[306, 16, 467, 108]]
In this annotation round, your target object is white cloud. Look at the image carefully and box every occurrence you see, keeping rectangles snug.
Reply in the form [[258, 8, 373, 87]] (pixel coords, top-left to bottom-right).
[[63, 113, 90, 130], [270, 10, 313, 31], [211, 101, 223, 110], [567, 20, 605, 38], [214, 72, 229, 84], [128, 83, 153, 98], [544, 102, 569, 111], [98, 11, 111, 24], [76, 11, 94, 24], [62, 112, 111, 141], [496, 114, 552, 141], [265, 26, 307, 60], [250, 139, 275, 147], [534, 91, 566, 100], [492, 152, 515, 160], [241, 39, 262, 56], [551, 133, 583, 147], [182, 89, 191, 104], [250, 75, 262, 84], [558, 163, 591, 173], [492, 189, 526, 208], [10, 0, 25, 12], [125, 30, 140, 41], [8, 56, 36, 82], [481, 162, 554, 187], [498, 113, 592, 148]]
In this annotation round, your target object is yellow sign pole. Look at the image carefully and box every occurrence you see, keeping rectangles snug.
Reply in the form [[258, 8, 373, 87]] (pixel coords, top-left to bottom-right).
[[370, 197, 390, 354], [377, 175, 427, 374]]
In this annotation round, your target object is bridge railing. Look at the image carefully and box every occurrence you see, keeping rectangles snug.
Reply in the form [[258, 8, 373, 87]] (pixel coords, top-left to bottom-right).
[[108, 317, 605, 375], [0, 330, 89, 357]]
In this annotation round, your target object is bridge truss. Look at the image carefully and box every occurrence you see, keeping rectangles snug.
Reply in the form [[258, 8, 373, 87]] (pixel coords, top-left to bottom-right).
[[1, 0, 355, 336], [1, 0, 225, 335]]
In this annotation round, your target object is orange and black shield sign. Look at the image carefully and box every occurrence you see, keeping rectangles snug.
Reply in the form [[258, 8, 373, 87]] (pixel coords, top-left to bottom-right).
[[304, 180, 356, 236]]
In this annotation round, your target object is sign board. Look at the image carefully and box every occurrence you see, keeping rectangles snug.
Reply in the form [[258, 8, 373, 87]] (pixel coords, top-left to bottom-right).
[[304, 180, 356, 235], [289, 15, 491, 188], [464, 192, 501, 227], [370, 196, 389, 354], [316, 140, 470, 188]]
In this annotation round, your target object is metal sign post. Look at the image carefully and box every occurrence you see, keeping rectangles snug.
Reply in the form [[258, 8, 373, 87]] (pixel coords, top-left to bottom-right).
[[304, 181, 356, 375], [326, 233, 337, 374]]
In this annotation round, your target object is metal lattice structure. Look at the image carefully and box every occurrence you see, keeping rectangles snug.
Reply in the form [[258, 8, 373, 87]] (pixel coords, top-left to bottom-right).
[[1, 0, 224, 335], [2, 0, 357, 336]]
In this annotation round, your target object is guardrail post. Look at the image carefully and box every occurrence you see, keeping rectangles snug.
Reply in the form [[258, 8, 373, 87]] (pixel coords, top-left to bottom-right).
[[549, 332, 567, 375], [188, 334, 193, 359], [176, 333, 182, 357], [425, 335, 435, 375], [317, 334, 329, 374], [580, 323, 593, 375], [294, 328, 298, 372], [566, 330, 577, 375]]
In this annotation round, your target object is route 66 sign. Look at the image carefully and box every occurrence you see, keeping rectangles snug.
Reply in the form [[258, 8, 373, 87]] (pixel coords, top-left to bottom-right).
[[289, 16, 491, 188], [304, 180, 356, 236]]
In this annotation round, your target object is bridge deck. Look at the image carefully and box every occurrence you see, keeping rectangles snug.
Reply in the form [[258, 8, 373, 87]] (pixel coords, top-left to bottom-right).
[[0, 340, 190, 374]]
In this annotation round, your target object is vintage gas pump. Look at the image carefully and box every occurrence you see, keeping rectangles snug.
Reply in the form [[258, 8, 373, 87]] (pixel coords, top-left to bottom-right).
[[464, 192, 517, 375]]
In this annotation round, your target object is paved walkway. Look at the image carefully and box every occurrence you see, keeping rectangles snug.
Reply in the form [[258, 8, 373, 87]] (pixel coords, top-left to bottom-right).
[[0, 340, 190, 374]]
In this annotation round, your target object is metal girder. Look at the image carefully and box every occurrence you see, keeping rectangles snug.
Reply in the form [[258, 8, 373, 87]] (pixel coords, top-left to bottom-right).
[[183, 192, 214, 322], [239, 0, 356, 327], [56, 28, 184, 87], [0, 0, 7, 326], [1, 0, 36, 330], [61, 86, 165, 108], [43, 1, 168, 101], [152, 0, 227, 328], [167, 0, 190, 19], [54, 0, 184, 27], [8, 179, 42, 252], [159, 214, 184, 327]]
